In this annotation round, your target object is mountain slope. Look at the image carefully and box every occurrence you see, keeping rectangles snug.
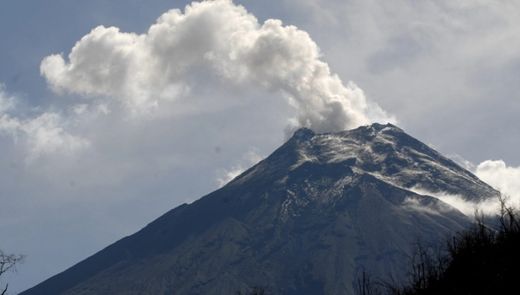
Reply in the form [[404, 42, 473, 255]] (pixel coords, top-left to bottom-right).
[[21, 123, 498, 295]]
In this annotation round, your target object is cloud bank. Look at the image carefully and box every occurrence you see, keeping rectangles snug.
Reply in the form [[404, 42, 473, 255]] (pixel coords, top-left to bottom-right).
[[41, 0, 393, 133]]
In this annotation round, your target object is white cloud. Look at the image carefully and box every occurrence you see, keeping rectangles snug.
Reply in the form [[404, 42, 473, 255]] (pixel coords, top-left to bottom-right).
[[216, 149, 263, 187], [216, 166, 244, 187], [475, 160, 520, 208], [0, 84, 16, 113], [409, 187, 500, 216], [402, 197, 446, 216], [409, 159, 520, 216], [40, 0, 393, 133], [0, 84, 88, 160]]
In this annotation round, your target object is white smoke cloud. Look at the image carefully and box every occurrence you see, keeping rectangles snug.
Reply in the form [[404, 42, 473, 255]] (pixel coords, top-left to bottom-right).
[[475, 160, 520, 208], [0, 84, 88, 160], [40, 0, 393, 133]]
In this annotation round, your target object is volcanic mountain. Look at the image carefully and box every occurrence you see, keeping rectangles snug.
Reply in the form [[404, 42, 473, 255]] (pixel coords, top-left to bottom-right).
[[22, 123, 498, 295]]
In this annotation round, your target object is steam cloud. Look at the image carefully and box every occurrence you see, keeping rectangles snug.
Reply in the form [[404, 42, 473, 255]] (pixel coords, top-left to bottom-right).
[[41, 0, 393, 133]]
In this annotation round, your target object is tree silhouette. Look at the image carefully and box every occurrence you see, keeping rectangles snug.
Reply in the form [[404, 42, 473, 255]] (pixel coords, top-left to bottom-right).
[[0, 250, 23, 295], [357, 196, 520, 295]]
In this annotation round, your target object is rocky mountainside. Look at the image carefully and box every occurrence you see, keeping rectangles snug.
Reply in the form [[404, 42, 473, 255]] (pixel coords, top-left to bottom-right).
[[21, 123, 498, 295]]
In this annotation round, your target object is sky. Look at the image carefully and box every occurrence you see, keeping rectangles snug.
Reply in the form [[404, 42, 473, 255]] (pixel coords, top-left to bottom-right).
[[1, 0, 519, 292]]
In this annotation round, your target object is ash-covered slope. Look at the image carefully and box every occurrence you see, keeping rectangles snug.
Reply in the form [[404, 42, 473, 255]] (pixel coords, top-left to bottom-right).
[[21, 123, 498, 295], [286, 124, 496, 200]]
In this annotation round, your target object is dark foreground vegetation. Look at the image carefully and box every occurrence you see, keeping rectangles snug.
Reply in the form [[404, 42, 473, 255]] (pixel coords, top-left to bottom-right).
[[357, 197, 520, 295]]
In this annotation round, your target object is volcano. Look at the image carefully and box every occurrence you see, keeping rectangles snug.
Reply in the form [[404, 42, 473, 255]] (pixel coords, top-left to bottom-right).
[[21, 123, 498, 295]]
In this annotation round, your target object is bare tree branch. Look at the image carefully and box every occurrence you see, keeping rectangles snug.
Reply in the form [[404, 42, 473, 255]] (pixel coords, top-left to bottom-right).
[[0, 250, 23, 295]]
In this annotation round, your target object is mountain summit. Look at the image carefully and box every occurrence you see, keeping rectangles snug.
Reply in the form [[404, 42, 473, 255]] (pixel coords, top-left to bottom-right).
[[22, 123, 498, 295]]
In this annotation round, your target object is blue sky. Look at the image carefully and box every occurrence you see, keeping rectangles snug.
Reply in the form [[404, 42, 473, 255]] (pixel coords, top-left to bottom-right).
[[1, 0, 519, 292]]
